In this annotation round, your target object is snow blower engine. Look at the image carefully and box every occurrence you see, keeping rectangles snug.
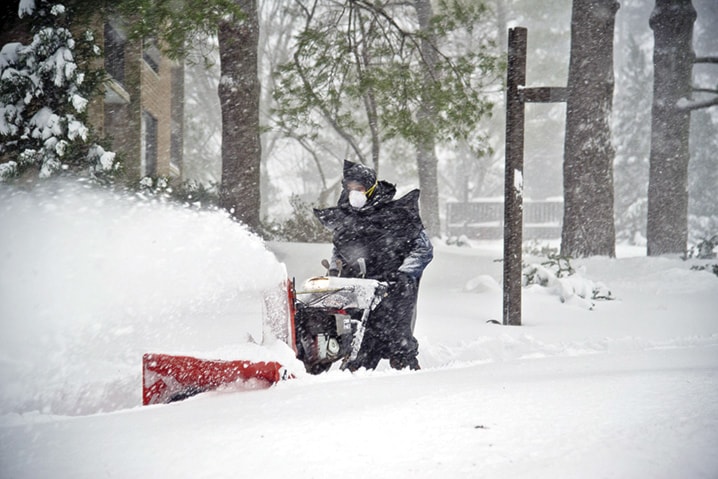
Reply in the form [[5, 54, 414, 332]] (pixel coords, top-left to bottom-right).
[[291, 258, 388, 374]]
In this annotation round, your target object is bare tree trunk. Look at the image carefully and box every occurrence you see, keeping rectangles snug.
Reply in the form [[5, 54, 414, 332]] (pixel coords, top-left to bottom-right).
[[495, 0, 507, 56], [561, 0, 619, 258], [414, 0, 441, 237], [647, 0, 696, 256], [218, 0, 262, 231]]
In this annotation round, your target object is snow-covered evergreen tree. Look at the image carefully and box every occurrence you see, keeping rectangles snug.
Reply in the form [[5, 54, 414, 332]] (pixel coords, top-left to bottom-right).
[[612, 35, 652, 244], [688, 108, 718, 244], [0, 0, 115, 180]]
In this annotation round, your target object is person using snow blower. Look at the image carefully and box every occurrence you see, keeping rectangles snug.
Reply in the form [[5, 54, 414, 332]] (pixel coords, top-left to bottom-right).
[[314, 160, 433, 371]]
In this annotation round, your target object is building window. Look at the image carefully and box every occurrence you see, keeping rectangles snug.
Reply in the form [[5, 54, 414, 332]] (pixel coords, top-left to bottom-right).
[[104, 23, 126, 86], [143, 39, 161, 73], [141, 111, 158, 176]]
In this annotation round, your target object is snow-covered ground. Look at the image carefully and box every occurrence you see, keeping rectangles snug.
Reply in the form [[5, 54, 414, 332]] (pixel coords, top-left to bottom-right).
[[1, 180, 717, 478]]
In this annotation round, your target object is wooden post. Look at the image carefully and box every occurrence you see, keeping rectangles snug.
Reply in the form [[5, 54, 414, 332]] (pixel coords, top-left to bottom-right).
[[503, 27, 567, 326], [503, 27, 527, 326]]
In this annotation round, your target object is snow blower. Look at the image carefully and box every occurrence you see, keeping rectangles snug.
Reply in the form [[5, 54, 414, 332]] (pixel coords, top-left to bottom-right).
[[142, 259, 388, 405]]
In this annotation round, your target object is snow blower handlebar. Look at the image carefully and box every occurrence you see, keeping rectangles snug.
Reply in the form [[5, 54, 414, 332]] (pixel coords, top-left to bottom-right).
[[321, 257, 368, 279]]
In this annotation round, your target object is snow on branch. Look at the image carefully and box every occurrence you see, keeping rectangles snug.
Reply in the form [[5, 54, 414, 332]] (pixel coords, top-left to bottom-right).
[[18, 0, 36, 18], [0, 4, 115, 180]]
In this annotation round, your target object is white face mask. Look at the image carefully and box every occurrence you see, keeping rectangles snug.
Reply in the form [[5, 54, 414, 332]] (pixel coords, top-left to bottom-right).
[[348, 190, 367, 209]]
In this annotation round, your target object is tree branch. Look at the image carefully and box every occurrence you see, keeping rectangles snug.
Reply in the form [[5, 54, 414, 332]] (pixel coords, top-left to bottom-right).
[[347, 3, 381, 168], [292, 52, 367, 164], [694, 56, 718, 64], [350, 0, 453, 84], [678, 95, 718, 111], [291, 0, 367, 163]]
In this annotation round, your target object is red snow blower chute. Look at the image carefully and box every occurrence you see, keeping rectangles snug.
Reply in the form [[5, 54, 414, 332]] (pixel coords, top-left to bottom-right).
[[142, 354, 286, 405], [143, 263, 388, 405]]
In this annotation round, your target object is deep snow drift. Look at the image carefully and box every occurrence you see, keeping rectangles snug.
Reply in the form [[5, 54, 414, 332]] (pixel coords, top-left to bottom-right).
[[0, 180, 289, 416], [1, 180, 717, 478]]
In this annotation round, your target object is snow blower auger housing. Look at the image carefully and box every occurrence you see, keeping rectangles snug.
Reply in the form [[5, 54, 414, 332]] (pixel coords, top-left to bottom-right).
[[142, 262, 388, 405], [292, 275, 388, 374]]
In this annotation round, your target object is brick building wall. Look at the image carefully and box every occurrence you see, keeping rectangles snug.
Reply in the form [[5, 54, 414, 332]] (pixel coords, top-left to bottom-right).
[[90, 19, 182, 181], [140, 51, 173, 177]]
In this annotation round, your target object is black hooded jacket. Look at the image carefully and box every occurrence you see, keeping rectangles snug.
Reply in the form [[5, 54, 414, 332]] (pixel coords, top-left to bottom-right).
[[314, 181, 428, 280]]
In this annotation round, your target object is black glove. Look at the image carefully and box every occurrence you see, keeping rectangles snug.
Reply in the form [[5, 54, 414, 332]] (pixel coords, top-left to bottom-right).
[[384, 271, 416, 285]]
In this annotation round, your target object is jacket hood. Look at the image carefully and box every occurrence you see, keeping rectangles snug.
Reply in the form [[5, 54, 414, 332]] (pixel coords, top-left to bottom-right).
[[342, 160, 377, 190]]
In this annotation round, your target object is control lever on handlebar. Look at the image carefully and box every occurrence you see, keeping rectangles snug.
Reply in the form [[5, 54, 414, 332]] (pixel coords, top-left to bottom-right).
[[357, 258, 366, 278], [320, 258, 343, 277]]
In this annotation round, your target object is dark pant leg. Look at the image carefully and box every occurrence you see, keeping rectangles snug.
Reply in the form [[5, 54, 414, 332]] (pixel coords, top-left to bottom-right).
[[346, 275, 420, 370], [375, 275, 420, 363]]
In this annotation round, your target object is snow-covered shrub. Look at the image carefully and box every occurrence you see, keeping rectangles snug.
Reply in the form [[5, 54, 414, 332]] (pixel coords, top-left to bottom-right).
[[690, 263, 718, 278], [263, 194, 332, 242], [170, 180, 221, 208], [128, 176, 223, 212], [539, 253, 575, 278], [522, 240, 559, 257], [446, 235, 471, 247], [0, 0, 115, 180], [523, 254, 613, 310], [695, 235, 717, 260], [685, 234, 717, 262], [689, 215, 718, 252]]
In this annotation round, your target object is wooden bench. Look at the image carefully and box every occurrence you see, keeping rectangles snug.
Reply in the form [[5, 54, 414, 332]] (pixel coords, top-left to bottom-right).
[[446, 199, 563, 240]]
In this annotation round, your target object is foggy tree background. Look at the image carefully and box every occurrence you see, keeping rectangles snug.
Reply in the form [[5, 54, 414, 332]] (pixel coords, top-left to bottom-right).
[[1, 0, 716, 249], [687, 0, 718, 247], [242, 0, 714, 248], [267, 1, 500, 237]]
